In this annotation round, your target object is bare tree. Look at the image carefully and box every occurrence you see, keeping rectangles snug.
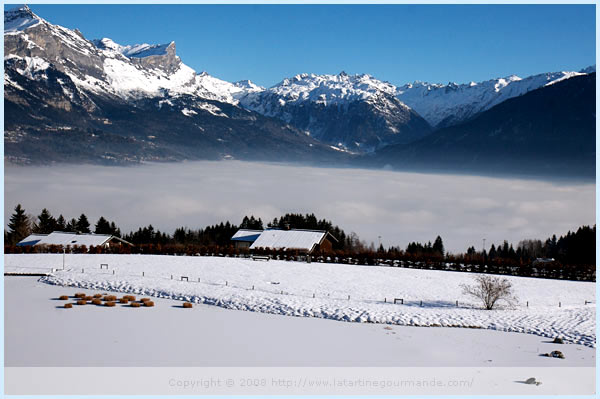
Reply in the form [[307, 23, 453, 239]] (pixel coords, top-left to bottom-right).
[[461, 275, 517, 310]]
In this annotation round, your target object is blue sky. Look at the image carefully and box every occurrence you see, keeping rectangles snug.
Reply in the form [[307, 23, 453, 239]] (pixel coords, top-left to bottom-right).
[[19, 4, 597, 87]]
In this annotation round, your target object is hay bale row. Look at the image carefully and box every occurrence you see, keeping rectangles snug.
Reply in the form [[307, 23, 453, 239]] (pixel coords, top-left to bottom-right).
[[61, 292, 157, 309]]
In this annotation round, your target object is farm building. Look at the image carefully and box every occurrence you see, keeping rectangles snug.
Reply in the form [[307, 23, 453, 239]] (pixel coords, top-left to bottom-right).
[[231, 228, 337, 254], [230, 229, 263, 249], [17, 231, 132, 249]]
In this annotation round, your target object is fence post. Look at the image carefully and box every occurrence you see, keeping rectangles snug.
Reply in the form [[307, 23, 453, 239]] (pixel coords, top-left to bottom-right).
[[456, 300, 458, 307], [313, 293, 315, 298], [225, 281, 228, 286], [348, 295, 350, 300], [526, 301, 528, 307], [82, 268, 84, 273], [384, 298, 386, 303], [113, 270, 115, 275], [420, 300, 422, 307], [252, 285, 254, 290], [559, 302, 561, 307], [142, 271, 144, 277]]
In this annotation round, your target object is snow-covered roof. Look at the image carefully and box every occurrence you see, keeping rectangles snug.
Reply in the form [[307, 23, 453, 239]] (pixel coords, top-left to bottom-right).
[[249, 229, 329, 252], [17, 231, 129, 247], [16, 234, 46, 246], [231, 229, 263, 242]]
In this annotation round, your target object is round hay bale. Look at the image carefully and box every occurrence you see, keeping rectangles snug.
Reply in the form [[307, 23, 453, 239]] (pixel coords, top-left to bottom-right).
[[74, 293, 86, 298], [91, 299, 102, 305], [183, 302, 193, 308], [76, 300, 86, 305], [130, 302, 141, 308], [83, 296, 93, 301], [140, 298, 150, 302], [64, 303, 73, 309], [119, 298, 129, 304], [58, 295, 69, 300], [93, 294, 103, 298], [125, 295, 136, 301], [105, 301, 116, 307], [143, 301, 154, 307], [103, 295, 117, 302], [553, 337, 564, 344]]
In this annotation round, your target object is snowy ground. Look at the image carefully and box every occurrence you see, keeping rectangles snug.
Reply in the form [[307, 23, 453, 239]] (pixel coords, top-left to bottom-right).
[[4, 276, 594, 367], [5, 254, 595, 348]]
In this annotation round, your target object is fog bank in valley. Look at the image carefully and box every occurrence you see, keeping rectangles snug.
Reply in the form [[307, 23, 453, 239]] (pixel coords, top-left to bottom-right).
[[4, 161, 595, 253]]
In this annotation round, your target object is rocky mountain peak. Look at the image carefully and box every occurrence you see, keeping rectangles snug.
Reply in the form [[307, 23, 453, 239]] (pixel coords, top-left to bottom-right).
[[5, 4, 43, 32], [122, 41, 180, 74]]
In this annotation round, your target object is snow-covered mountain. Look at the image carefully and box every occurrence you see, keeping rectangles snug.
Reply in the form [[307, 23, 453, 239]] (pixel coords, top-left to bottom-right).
[[239, 72, 432, 152], [4, 4, 595, 172], [396, 70, 589, 128], [376, 73, 596, 178], [4, 5, 262, 104], [4, 5, 343, 165]]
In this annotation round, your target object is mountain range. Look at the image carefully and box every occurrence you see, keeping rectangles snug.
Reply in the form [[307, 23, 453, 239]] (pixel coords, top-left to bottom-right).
[[4, 5, 596, 178]]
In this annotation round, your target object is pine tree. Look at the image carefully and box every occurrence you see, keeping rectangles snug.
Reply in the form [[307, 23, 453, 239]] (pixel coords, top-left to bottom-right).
[[7, 204, 31, 245], [66, 218, 78, 232], [55, 215, 67, 231], [76, 214, 91, 233], [94, 216, 111, 234], [34, 208, 57, 234], [433, 236, 445, 257], [109, 222, 121, 237]]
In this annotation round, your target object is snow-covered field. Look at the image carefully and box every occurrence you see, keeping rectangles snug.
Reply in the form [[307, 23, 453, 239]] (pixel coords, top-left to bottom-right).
[[5, 254, 595, 347], [8, 276, 595, 368]]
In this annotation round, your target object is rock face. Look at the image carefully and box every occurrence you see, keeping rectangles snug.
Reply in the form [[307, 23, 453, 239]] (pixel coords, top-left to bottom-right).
[[239, 72, 432, 153], [129, 42, 179, 74], [5, 5, 106, 83]]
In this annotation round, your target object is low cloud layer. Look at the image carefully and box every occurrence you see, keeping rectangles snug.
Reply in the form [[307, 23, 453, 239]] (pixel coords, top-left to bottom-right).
[[5, 161, 595, 253]]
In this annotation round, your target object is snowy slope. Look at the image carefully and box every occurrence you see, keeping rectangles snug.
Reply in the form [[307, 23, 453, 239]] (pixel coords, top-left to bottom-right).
[[396, 71, 588, 128], [5, 254, 595, 347]]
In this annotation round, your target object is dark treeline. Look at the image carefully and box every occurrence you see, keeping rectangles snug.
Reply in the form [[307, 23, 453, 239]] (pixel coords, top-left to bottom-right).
[[4, 204, 595, 281], [4, 206, 351, 250], [4, 204, 121, 245]]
